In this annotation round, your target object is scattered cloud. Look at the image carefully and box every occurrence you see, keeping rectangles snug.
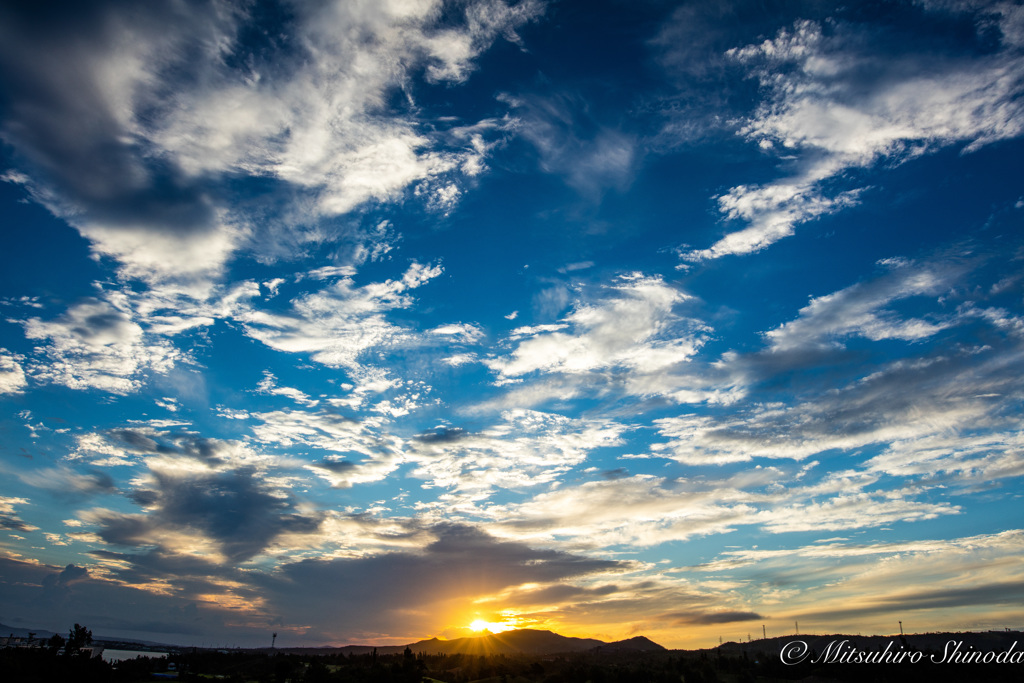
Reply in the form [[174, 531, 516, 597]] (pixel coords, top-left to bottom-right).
[[241, 262, 443, 370], [255, 371, 319, 408], [650, 254, 1024, 465], [406, 410, 627, 498], [0, 0, 543, 287], [0, 350, 27, 394], [0, 496, 36, 532], [85, 466, 321, 564], [490, 474, 756, 547], [695, 529, 1024, 630], [18, 467, 117, 499], [764, 259, 960, 351], [21, 297, 184, 394], [684, 7, 1024, 260], [488, 274, 705, 382], [430, 323, 486, 343]]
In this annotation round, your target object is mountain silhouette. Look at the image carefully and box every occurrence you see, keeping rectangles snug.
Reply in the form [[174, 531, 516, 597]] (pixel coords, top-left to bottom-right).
[[0, 621, 666, 655], [593, 635, 665, 652], [318, 629, 666, 657]]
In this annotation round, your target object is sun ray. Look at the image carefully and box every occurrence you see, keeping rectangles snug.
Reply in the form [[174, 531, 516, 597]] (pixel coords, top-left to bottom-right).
[[469, 618, 516, 633]]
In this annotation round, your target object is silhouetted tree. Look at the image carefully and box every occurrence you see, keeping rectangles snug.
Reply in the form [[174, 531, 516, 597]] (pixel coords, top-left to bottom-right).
[[47, 633, 65, 651], [66, 623, 92, 654]]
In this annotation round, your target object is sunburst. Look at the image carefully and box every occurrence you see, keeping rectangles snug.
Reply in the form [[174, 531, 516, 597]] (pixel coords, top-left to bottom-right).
[[469, 618, 516, 633]]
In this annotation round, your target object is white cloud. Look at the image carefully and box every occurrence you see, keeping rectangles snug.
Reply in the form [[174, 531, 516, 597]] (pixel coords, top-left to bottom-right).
[[490, 474, 756, 547], [302, 266, 358, 282], [248, 408, 405, 489], [406, 410, 627, 498], [70, 432, 137, 468], [559, 261, 594, 273], [648, 356, 1007, 466], [686, 183, 861, 261], [0, 2, 249, 288], [442, 352, 479, 367], [430, 323, 485, 343], [704, 528, 1024, 571], [263, 278, 286, 297], [488, 274, 705, 379], [487, 460, 963, 550], [22, 298, 183, 394], [694, 529, 1024, 632], [0, 350, 27, 394], [865, 430, 1024, 485], [684, 11, 1024, 260], [256, 371, 319, 408], [764, 260, 958, 351], [423, 182, 462, 215], [0, 0, 543, 288], [5, 256, 262, 397], [647, 254, 1024, 466], [241, 262, 443, 369], [155, 397, 181, 413], [752, 492, 958, 533], [150, 0, 542, 222], [81, 220, 246, 292]]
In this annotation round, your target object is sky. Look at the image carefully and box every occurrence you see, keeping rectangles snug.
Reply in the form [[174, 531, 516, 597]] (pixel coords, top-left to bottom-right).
[[0, 0, 1023, 650]]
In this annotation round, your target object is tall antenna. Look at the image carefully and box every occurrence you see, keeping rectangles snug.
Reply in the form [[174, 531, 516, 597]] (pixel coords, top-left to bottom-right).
[[795, 621, 799, 635], [272, 632, 277, 649], [762, 624, 766, 640]]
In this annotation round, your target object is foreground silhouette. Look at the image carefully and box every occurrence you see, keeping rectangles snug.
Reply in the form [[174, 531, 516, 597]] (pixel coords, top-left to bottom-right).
[[3, 627, 1023, 682]]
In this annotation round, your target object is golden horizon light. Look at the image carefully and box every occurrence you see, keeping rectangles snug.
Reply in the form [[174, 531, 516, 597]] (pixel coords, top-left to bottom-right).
[[469, 618, 517, 634]]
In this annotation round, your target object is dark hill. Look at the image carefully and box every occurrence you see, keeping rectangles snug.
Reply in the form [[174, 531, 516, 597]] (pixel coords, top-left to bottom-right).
[[405, 629, 605, 655], [0, 623, 57, 640], [311, 629, 664, 657], [598, 636, 666, 652]]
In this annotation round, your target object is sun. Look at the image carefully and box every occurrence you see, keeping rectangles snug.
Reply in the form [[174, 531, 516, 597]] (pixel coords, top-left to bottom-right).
[[469, 619, 516, 634]]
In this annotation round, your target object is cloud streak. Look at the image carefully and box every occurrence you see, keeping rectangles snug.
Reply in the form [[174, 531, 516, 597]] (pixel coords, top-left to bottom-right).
[[683, 6, 1024, 260]]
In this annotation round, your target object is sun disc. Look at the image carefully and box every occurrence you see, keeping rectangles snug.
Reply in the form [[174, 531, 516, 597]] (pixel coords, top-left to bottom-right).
[[469, 619, 515, 633]]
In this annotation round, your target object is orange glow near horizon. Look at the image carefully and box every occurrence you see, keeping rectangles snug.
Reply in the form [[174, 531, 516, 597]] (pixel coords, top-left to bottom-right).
[[469, 618, 517, 634]]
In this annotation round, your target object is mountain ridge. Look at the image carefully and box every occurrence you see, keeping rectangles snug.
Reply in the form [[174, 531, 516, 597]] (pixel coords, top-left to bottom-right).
[[0, 623, 661, 654], [278, 629, 666, 656]]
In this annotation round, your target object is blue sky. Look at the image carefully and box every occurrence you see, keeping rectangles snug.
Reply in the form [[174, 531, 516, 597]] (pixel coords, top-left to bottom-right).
[[1, 0, 1023, 649]]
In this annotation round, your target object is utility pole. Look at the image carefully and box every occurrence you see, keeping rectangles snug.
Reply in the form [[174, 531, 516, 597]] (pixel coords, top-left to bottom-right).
[[763, 625, 766, 640], [899, 621, 903, 636], [795, 621, 799, 635], [272, 632, 277, 649]]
